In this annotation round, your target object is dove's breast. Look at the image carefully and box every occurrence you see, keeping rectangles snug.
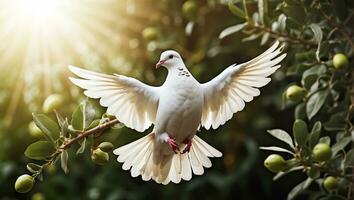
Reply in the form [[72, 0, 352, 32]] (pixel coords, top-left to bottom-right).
[[155, 78, 203, 143]]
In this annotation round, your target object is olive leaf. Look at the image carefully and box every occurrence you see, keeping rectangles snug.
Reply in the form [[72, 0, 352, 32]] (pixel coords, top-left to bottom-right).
[[259, 146, 294, 155], [273, 166, 304, 181], [26, 163, 41, 173], [25, 141, 56, 160], [294, 103, 306, 120], [71, 101, 96, 131], [55, 110, 65, 128], [292, 119, 308, 147], [32, 113, 60, 143], [309, 121, 322, 148], [287, 178, 312, 200], [331, 136, 351, 156], [267, 129, 295, 149], [306, 89, 329, 119], [258, 0, 268, 24], [344, 149, 354, 167], [60, 118, 69, 137], [61, 150, 69, 174], [76, 137, 86, 155], [318, 136, 331, 145], [310, 24, 323, 62], [219, 23, 247, 39], [324, 112, 347, 131], [301, 65, 326, 90], [228, 2, 245, 18]]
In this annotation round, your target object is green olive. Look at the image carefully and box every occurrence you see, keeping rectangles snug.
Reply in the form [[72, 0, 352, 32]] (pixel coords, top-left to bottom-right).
[[28, 121, 43, 138], [182, 1, 197, 20], [142, 27, 158, 41], [285, 85, 307, 102], [32, 192, 45, 200], [332, 53, 348, 69], [15, 174, 34, 193], [42, 94, 64, 113], [264, 154, 287, 172], [91, 148, 109, 165], [98, 142, 114, 152], [323, 176, 339, 191], [312, 143, 332, 162]]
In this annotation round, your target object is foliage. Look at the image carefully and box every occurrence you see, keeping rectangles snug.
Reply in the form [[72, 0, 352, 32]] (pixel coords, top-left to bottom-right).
[[220, 0, 354, 199]]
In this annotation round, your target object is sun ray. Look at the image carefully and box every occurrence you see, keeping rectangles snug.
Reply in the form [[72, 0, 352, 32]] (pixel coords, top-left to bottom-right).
[[0, 0, 128, 125]]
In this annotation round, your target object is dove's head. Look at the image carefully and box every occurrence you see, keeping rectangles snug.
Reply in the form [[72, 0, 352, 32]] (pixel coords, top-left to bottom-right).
[[156, 50, 184, 69]]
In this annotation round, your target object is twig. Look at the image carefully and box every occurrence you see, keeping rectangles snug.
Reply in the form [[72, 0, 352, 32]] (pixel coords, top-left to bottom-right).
[[60, 119, 120, 149], [319, 8, 354, 52], [246, 22, 317, 47], [31, 118, 120, 179]]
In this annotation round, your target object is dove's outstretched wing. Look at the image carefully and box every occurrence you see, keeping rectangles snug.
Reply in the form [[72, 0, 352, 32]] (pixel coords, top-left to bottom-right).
[[201, 41, 286, 130], [69, 65, 159, 132]]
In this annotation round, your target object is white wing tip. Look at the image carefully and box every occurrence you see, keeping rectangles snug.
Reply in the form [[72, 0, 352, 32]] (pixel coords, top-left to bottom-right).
[[68, 65, 80, 72]]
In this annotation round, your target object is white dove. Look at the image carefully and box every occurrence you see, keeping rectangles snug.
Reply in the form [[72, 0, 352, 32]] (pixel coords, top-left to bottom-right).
[[68, 41, 286, 184]]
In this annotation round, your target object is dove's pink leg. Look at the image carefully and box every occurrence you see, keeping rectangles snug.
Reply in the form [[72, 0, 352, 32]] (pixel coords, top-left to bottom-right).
[[182, 138, 192, 154], [167, 137, 179, 154]]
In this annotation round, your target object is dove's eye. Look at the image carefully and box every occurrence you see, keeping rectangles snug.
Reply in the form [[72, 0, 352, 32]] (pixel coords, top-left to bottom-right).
[[169, 55, 173, 59]]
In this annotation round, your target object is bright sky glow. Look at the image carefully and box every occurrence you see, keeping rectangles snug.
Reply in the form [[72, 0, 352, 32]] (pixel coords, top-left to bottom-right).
[[0, 0, 123, 125]]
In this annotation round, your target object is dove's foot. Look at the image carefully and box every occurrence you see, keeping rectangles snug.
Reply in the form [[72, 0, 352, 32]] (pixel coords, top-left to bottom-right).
[[167, 137, 179, 154], [182, 139, 192, 154]]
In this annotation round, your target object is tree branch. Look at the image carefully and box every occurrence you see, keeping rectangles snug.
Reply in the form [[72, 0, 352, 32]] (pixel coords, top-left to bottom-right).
[[31, 118, 120, 179], [59, 118, 120, 149], [319, 7, 354, 52], [246, 22, 317, 47]]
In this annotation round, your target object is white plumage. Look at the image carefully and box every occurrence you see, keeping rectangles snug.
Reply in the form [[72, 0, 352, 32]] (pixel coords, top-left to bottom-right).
[[69, 41, 286, 184]]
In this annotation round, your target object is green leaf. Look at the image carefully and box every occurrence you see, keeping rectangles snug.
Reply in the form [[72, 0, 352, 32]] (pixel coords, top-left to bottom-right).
[[309, 121, 321, 148], [319, 136, 331, 145], [61, 150, 69, 174], [259, 146, 293, 155], [71, 101, 97, 131], [228, 2, 245, 18], [32, 114, 60, 143], [293, 119, 308, 147], [344, 149, 354, 167], [258, 0, 268, 24], [55, 110, 65, 128], [273, 166, 303, 181], [267, 129, 295, 149], [301, 65, 326, 90], [310, 24, 323, 62], [277, 14, 287, 32], [71, 103, 85, 131], [185, 21, 194, 36], [26, 163, 41, 173], [87, 119, 100, 130], [294, 103, 306, 120], [260, 32, 270, 46], [242, 33, 262, 42], [332, 136, 351, 156], [76, 137, 86, 155], [60, 118, 69, 137], [324, 112, 347, 131], [24, 141, 56, 160], [307, 167, 320, 179], [219, 23, 247, 39], [287, 178, 312, 200], [306, 89, 329, 119]]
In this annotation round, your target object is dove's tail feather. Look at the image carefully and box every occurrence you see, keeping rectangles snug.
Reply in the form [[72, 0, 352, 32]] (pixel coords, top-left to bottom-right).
[[113, 133, 222, 184]]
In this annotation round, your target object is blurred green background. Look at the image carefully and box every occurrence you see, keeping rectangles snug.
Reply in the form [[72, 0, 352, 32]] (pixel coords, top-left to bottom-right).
[[0, 0, 297, 199]]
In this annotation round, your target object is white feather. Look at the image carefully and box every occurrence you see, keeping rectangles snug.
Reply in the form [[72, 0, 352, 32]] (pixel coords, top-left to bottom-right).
[[201, 41, 286, 129]]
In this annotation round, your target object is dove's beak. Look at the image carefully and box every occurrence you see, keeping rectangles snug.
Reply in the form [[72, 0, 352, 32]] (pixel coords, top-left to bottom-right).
[[155, 60, 166, 69]]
